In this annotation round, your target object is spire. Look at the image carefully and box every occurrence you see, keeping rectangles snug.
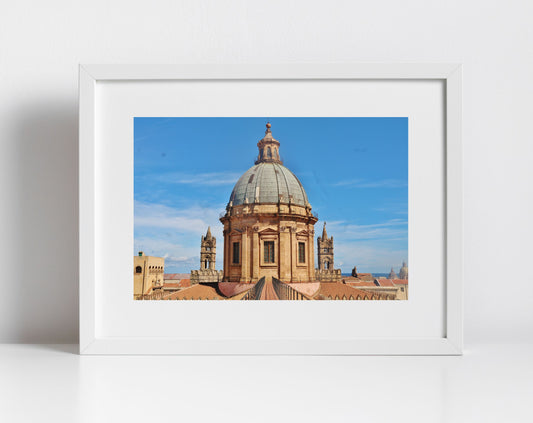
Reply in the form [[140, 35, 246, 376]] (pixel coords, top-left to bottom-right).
[[322, 222, 328, 240], [255, 122, 283, 165], [206, 226, 212, 239]]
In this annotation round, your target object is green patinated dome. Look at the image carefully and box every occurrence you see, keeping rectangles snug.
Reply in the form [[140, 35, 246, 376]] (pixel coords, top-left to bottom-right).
[[229, 162, 309, 207]]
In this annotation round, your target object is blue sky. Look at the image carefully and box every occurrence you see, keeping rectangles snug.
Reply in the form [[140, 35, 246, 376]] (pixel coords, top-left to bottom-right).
[[134, 117, 407, 274]]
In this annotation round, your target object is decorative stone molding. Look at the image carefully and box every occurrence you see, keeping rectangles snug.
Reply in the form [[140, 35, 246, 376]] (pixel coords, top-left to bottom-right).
[[315, 268, 342, 282], [190, 269, 224, 285]]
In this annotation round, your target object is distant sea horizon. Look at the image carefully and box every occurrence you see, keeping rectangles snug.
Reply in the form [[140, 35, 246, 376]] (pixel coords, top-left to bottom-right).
[[342, 273, 389, 278]]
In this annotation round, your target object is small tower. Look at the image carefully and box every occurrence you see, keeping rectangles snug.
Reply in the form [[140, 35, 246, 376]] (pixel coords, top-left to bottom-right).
[[255, 122, 283, 164], [399, 261, 408, 280], [388, 267, 398, 279], [317, 222, 334, 270], [200, 227, 216, 270]]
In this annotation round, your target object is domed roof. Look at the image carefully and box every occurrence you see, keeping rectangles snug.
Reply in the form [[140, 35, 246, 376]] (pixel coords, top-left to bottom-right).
[[229, 162, 309, 207]]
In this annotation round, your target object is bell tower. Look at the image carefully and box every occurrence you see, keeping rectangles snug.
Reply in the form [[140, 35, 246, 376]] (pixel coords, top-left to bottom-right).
[[200, 227, 216, 270], [317, 222, 334, 270]]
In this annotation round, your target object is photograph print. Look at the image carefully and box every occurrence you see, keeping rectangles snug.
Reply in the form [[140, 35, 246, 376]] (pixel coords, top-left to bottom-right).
[[134, 117, 408, 301]]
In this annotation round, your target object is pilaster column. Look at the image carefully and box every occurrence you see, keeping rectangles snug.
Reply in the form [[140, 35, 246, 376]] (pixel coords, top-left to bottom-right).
[[241, 228, 249, 282], [290, 227, 297, 282], [223, 229, 229, 281], [252, 227, 259, 282], [279, 225, 291, 282], [308, 227, 315, 282]]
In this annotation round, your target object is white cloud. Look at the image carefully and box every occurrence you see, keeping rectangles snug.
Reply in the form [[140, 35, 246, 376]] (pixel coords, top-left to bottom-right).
[[134, 237, 203, 272], [134, 203, 408, 273], [318, 219, 407, 273], [326, 219, 407, 241], [332, 179, 407, 188], [152, 171, 241, 186], [134, 202, 226, 272], [135, 201, 225, 235], [334, 241, 407, 273]]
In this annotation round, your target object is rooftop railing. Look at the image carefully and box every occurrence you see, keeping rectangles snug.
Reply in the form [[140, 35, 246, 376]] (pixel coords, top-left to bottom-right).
[[272, 278, 311, 300], [241, 277, 266, 300]]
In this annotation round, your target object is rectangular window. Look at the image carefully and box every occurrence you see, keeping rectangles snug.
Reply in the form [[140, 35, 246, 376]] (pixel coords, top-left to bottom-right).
[[264, 241, 275, 263], [298, 242, 306, 263], [232, 242, 240, 264]]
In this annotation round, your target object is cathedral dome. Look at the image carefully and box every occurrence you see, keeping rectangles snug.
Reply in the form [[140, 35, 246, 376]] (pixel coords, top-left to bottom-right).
[[229, 162, 309, 207]]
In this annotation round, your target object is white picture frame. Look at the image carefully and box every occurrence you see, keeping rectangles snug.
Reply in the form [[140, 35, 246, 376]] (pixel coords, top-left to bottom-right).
[[79, 64, 462, 355]]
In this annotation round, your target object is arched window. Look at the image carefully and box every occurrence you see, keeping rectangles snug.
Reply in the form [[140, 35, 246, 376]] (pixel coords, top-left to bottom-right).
[[267, 147, 272, 159], [135, 266, 142, 273]]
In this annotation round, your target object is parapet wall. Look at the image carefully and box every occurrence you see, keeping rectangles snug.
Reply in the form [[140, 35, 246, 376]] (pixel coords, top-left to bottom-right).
[[190, 269, 224, 284], [315, 268, 342, 282]]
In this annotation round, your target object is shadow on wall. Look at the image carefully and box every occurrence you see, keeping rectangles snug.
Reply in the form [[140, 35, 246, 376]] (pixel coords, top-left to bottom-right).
[[9, 101, 78, 343]]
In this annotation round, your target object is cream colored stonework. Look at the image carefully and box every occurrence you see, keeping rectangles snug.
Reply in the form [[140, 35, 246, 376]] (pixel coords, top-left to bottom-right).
[[133, 253, 165, 299], [220, 202, 317, 283]]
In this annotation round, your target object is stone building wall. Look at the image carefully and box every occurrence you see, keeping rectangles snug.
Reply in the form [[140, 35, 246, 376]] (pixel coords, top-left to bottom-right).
[[190, 269, 223, 284], [133, 252, 165, 299]]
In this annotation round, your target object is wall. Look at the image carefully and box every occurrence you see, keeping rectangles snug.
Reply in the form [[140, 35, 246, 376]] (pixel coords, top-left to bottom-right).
[[1, 0, 531, 343]]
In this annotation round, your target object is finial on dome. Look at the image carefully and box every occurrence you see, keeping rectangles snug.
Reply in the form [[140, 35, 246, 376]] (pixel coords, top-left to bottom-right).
[[256, 122, 282, 165]]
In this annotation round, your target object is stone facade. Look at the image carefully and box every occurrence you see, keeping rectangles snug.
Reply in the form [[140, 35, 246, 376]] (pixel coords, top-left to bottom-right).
[[220, 123, 318, 283], [190, 268, 223, 284], [315, 268, 342, 282], [133, 251, 165, 299], [220, 195, 318, 283]]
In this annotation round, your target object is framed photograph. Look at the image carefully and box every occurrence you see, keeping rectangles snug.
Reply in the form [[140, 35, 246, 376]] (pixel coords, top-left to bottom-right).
[[79, 64, 462, 355]]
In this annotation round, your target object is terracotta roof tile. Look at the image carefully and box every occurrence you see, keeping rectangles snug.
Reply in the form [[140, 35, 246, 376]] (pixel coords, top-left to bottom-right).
[[376, 279, 395, 287], [218, 282, 254, 297], [164, 273, 190, 280], [316, 282, 375, 300], [163, 283, 181, 288], [165, 284, 224, 300], [345, 280, 378, 287]]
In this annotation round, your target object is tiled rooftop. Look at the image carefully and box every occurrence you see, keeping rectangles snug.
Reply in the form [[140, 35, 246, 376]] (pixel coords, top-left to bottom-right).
[[315, 282, 375, 300], [165, 284, 225, 300]]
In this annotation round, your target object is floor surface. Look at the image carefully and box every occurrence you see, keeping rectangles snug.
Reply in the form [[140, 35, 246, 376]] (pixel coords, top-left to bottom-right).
[[0, 343, 531, 422]]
